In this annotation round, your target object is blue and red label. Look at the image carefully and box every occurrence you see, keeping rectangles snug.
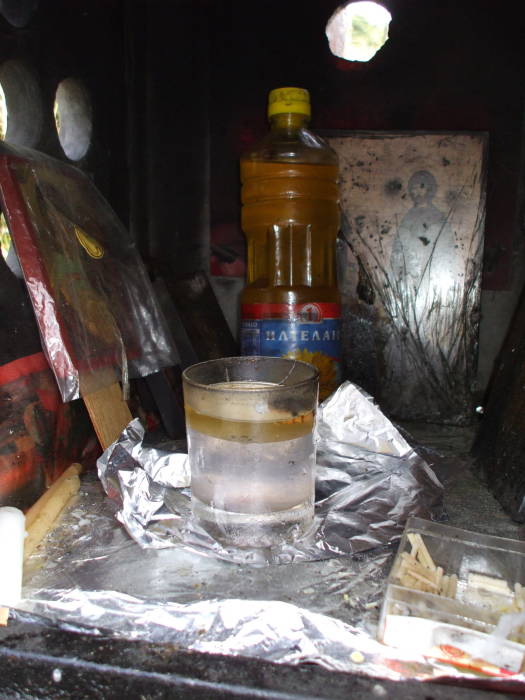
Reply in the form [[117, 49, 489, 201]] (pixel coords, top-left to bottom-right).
[[241, 302, 342, 400]]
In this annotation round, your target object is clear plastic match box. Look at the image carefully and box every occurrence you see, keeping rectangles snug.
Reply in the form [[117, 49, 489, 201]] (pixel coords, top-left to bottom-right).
[[378, 517, 525, 675]]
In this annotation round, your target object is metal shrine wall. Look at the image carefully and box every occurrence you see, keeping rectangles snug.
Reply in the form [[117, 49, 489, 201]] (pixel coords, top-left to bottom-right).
[[329, 132, 487, 425]]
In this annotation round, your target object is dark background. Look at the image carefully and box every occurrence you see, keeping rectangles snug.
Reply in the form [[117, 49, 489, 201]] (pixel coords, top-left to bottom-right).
[[0, 0, 524, 371]]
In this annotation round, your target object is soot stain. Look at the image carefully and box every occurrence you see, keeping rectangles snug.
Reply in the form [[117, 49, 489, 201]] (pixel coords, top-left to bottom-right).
[[385, 178, 403, 196]]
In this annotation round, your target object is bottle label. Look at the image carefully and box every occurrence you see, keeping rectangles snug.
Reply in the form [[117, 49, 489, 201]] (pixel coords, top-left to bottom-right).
[[241, 302, 342, 400]]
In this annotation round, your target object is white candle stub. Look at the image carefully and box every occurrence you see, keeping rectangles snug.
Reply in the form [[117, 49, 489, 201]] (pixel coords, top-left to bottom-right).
[[0, 506, 26, 608]]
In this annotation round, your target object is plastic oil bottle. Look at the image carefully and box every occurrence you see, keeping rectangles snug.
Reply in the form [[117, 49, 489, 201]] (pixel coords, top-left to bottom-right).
[[239, 87, 342, 400]]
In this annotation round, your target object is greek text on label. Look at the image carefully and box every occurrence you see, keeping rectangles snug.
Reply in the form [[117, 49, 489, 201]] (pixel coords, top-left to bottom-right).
[[264, 328, 341, 342]]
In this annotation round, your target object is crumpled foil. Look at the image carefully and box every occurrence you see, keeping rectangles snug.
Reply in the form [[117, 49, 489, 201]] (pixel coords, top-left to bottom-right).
[[17, 382, 522, 689], [18, 468, 525, 689], [16, 590, 416, 679], [97, 419, 190, 548], [96, 380, 444, 565]]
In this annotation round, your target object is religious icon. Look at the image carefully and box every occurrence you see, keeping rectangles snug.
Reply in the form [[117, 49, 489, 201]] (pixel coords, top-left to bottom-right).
[[0, 143, 178, 401], [327, 132, 487, 424]]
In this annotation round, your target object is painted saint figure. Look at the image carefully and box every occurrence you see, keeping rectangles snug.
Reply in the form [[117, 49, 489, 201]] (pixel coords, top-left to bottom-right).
[[384, 169, 466, 418], [390, 169, 459, 296]]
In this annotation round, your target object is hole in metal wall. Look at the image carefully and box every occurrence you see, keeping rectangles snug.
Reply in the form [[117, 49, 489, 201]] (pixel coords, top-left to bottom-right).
[[54, 78, 93, 161], [0, 213, 23, 278], [326, 1, 391, 62], [0, 0, 39, 28], [0, 59, 43, 147]]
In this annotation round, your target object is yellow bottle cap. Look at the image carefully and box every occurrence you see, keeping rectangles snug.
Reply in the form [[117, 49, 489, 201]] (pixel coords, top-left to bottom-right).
[[267, 87, 311, 118]]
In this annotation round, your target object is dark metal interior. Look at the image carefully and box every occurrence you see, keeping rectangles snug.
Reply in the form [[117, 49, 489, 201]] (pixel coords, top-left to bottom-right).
[[2, 1, 525, 696]]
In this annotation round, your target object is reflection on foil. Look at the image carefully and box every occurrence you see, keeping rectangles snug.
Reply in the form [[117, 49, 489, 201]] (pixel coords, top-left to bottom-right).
[[20, 383, 523, 688], [18, 471, 525, 688], [16, 590, 418, 679], [97, 419, 190, 548], [96, 381, 445, 565]]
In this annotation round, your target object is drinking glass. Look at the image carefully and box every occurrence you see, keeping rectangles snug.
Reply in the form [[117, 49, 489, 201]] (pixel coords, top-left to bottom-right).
[[182, 356, 319, 547]]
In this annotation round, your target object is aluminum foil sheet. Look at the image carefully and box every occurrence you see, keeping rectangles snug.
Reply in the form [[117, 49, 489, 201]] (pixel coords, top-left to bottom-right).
[[96, 380, 445, 565], [18, 587, 525, 687], [19, 472, 405, 679], [21, 473, 393, 630], [17, 590, 419, 679], [18, 469, 525, 689], [16, 383, 523, 690]]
